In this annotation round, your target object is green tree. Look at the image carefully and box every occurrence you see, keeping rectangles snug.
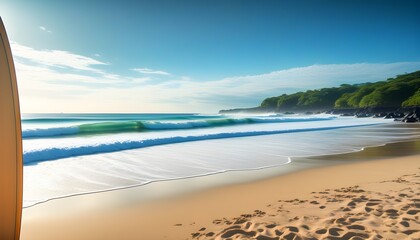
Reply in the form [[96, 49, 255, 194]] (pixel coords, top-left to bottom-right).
[[261, 97, 279, 109], [402, 89, 420, 107], [258, 70, 420, 111], [276, 93, 302, 110], [359, 82, 415, 107], [334, 93, 352, 108]]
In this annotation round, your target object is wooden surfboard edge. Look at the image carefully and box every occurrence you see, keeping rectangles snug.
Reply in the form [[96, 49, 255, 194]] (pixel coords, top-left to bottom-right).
[[0, 17, 23, 240]]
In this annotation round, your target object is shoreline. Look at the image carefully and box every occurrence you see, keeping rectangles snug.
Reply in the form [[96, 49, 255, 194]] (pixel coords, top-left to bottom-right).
[[21, 139, 420, 240], [24, 136, 420, 209], [24, 122, 420, 207]]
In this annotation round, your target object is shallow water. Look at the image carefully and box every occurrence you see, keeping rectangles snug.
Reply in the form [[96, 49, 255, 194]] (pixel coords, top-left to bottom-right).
[[22, 114, 420, 207]]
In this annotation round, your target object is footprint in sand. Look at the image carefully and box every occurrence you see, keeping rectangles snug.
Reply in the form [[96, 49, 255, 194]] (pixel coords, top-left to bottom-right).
[[401, 204, 411, 211], [213, 219, 222, 225], [234, 218, 247, 224], [275, 229, 283, 236], [219, 228, 256, 238], [315, 228, 327, 234], [285, 226, 299, 233], [191, 232, 200, 238], [385, 209, 399, 218], [399, 220, 410, 227], [282, 232, 299, 240], [348, 217, 364, 223], [402, 229, 419, 236], [265, 224, 277, 229], [346, 224, 365, 230], [341, 231, 369, 239], [301, 224, 310, 230], [256, 235, 280, 240], [192, 172, 420, 240], [328, 227, 344, 236], [366, 202, 380, 206], [406, 209, 419, 215], [347, 201, 357, 207]]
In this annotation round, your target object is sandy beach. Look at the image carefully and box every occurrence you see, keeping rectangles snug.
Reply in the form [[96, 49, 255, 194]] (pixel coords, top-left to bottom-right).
[[21, 141, 420, 240]]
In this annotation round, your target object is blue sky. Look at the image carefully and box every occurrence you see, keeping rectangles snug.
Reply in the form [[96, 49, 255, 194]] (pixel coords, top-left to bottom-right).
[[1, 0, 420, 113]]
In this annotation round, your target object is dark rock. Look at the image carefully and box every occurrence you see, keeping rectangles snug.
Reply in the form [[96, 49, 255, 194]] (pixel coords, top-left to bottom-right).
[[384, 112, 395, 119], [402, 112, 419, 122], [373, 112, 387, 118], [356, 112, 372, 118]]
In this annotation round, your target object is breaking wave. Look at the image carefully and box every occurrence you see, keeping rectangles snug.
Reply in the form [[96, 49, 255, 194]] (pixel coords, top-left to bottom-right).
[[22, 116, 335, 139]]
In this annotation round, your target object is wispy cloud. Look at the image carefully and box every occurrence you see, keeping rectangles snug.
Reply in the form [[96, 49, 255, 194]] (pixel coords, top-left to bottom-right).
[[39, 26, 52, 33], [131, 68, 170, 76], [10, 43, 144, 112], [122, 62, 420, 112], [10, 42, 420, 113], [11, 42, 107, 73]]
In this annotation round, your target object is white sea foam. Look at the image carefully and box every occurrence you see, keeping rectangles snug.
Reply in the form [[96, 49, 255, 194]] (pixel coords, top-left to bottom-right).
[[22, 116, 381, 164], [22, 115, 420, 208], [21, 116, 336, 138]]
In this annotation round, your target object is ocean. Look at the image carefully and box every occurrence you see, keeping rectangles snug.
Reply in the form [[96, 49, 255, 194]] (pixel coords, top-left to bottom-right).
[[22, 113, 420, 207]]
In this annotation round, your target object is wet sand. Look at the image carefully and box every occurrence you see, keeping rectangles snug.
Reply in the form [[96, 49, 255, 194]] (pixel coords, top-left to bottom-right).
[[21, 140, 420, 240]]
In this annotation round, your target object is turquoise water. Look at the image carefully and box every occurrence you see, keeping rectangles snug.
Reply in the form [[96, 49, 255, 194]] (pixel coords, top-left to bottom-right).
[[22, 113, 420, 207], [22, 113, 335, 138], [22, 113, 339, 163]]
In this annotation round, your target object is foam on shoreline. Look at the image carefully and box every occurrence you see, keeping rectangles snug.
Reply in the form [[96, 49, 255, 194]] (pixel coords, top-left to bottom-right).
[[21, 141, 420, 240]]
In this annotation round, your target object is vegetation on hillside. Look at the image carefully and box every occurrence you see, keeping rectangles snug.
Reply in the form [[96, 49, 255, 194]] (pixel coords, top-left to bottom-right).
[[402, 89, 420, 107], [260, 70, 420, 111]]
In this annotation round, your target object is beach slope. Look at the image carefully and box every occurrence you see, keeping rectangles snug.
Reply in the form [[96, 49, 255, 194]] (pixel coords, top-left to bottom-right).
[[21, 153, 419, 240]]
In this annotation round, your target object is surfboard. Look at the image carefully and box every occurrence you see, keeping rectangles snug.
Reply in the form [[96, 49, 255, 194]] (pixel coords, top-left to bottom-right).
[[0, 17, 23, 240]]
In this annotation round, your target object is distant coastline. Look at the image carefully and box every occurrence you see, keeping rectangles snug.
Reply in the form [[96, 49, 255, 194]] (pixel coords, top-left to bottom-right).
[[220, 71, 420, 122]]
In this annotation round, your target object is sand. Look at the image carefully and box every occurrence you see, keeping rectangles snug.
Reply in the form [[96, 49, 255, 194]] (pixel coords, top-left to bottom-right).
[[192, 158, 420, 240], [21, 145, 420, 240]]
